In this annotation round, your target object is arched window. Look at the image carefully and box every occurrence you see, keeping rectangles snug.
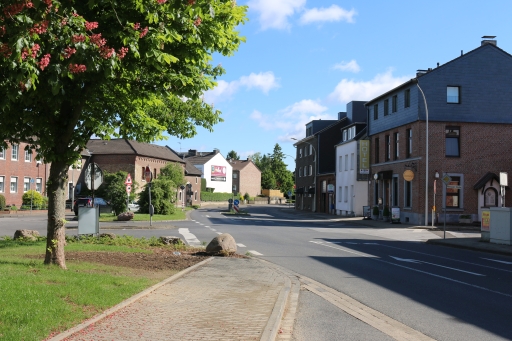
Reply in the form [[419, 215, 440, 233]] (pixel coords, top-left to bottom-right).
[[484, 188, 498, 207]]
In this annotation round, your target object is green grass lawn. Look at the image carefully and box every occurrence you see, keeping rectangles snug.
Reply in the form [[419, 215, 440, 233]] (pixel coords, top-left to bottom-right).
[[0, 238, 183, 341], [99, 207, 191, 222]]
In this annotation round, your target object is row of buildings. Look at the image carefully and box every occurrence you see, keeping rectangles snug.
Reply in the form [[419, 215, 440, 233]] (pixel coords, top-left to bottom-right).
[[293, 37, 512, 225], [0, 139, 262, 207]]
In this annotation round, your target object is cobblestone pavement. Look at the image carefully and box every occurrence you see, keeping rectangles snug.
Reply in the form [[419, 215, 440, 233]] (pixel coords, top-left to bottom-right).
[[60, 258, 288, 341]]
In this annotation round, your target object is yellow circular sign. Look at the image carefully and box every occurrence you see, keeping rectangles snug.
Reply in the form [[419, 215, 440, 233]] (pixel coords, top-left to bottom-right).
[[403, 170, 414, 181]]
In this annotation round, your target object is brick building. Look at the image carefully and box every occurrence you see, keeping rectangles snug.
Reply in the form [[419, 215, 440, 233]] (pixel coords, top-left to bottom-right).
[[0, 142, 47, 206], [366, 38, 512, 225], [229, 158, 261, 197]]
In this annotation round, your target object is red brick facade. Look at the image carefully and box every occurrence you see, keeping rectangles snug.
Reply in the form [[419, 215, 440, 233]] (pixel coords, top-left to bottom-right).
[[230, 159, 261, 197], [0, 142, 48, 206]]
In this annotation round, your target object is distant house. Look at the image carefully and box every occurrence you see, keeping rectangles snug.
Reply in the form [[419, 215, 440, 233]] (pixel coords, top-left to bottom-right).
[[178, 149, 233, 194], [228, 158, 261, 197], [167, 147, 203, 206], [80, 139, 186, 199], [0, 141, 47, 206]]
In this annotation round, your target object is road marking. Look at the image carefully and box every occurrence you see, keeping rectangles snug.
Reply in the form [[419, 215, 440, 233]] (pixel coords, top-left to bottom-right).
[[311, 241, 512, 298], [481, 257, 512, 265], [216, 232, 222, 235], [178, 228, 201, 246], [210, 228, 216, 231], [301, 277, 436, 341], [390, 256, 485, 276], [248, 250, 263, 256], [236, 243, 246, 247]]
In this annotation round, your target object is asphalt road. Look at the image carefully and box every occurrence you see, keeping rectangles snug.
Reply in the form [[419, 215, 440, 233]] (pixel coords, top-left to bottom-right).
[[3, 207, 512, 341]]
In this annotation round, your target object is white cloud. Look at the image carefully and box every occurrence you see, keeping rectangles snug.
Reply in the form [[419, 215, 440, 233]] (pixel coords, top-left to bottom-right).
[[248, 0, 305, 30], [204, 72, 279, 103], [250, 100, 337, 141], [329, 69, 413, 103], [300, 5, 356, 24], [333, 60, 360, 73]]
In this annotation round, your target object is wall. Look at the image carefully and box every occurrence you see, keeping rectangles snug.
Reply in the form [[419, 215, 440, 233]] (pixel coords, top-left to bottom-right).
[[203, 154, 233, 193], [262, 189, 283, 197], [239, 163, 261, 197]]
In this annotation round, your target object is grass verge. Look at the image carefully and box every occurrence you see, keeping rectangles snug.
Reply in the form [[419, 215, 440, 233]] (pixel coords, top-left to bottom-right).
[[99, 207, 191, 222]]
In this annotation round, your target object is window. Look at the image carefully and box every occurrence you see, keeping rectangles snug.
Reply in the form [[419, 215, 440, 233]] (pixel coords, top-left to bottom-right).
[[154, 168, 157, 179], [406, 129, 412, 158], [309, 165, 313, 176], [404, 89, 410, 108], [179, 191, 182, 201], [232, 185, 237, 191], [385, 135, 391, 161], [0, 147, 4, 159], [446, 176, 461, 208], [374, 138, 380, 163], [299, 148, 303, 158], [0, 176, 3, 193], [344, 186, 348, 202], [338, 187, 342, 202], [141, 167, 145, 181], [10, 177, 17, 193], [338, 156, 342, 172], [304, 166, 307, 176], [373, 104, 378, 120], [309, 145, 313, 155], [195, 177, 198, 184], [24, 177, 30, 192], [392, 176, 399, 206], [350, 153, 354, 170], [233, 173, 238, 178], [25, 149, 32, 162], [344, 155, 348, 171], [394, 132, 399, 160], [194, 191, 197, 201], [447, 86, 460, 103], [299, 167, 303, 177], [446, 126, 460, 157], [374, 182, 379, 206], [392, 95, 397, 113], [384, 99, 389, 116], [11, 144, 18, 160], [404, 180, 412, 207], [36, 178, 42, 193], [343, 130, 347, 141]]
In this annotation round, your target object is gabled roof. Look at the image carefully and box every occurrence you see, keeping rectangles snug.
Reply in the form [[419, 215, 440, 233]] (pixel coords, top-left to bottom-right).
[[179, 151, 220, 165], [86, 139, 184, 163], [228, 159, 261, 172], [473, 172, 499, 190], [166, 146, 203, 176]]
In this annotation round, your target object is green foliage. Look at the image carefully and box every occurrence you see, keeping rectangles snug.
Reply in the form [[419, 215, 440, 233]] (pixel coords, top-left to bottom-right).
[[200, 192, 233, 202], [138, 179, 177, 215], [159, 162, 185, 188], [201, 178, 207, 192], [95, 171, 130, 215], [261, 169, 276, 190], [22, 190, 44, 207], [251, 145, 294, 193], [0, 194, 5, 210], [227, 150, 240, 160], [244, 193, 250, 201]]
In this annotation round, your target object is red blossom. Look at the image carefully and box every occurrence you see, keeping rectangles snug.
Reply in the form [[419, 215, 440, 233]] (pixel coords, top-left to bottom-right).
[[26, 2, 34, 9], [90, 33, 106, 47], [194, 17, 202, 26], [43, 0, 52, 7], [157, 0, 167, 3], [139, 27, 148, 38], [3, 4, 25, 17], [64, 46, 76, 58], [133, 22, 140, 30], [61, 19, 67, 26], [19, 81, 26, 92], [69, 64, 86, 73], [99, 46, 114, 59], [188, 0, 195, 5], [31, 44, 40, 58], [72, 34, 85, 43], [38, 54, 51, 70], [0, 44, 12, 58], [29, 21, 49, 35], [118, 47, 129, 59], [85, 21, 98, 31]]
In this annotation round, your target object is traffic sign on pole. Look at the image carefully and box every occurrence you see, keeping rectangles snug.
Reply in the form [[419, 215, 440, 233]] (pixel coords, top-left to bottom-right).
[[125, 173, 132, 185], [126, 185, 132, 194], [145, 166, 152, 183]]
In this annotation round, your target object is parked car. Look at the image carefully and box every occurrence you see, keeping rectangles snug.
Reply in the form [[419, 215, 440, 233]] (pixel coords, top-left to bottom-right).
[[128, 201, 139, 212], [73, 197, 112, 216]]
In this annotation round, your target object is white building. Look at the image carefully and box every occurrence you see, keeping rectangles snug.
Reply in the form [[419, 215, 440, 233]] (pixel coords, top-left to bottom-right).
[[182, 149, 233, 193], [335, 124, 369, 216]]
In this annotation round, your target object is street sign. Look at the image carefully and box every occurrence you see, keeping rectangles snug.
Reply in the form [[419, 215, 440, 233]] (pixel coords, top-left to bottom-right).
[[145, 166, 152, 183], [441, 174, 452, 186], [234, 199, 239, 206], [287, 190, 292, 197], [447, 185, 461, 189], [126, 185, 132, 194], [125, 173, 132, 185], [84, 163, 103, 190]]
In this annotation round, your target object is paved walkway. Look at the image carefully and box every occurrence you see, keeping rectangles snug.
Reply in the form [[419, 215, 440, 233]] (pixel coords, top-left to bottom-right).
[[50, 258, 291, 341]]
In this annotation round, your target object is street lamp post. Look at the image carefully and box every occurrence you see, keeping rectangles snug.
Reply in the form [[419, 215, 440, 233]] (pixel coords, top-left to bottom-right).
[[412, 78, 430, 226], [291, 137, 317, 212]]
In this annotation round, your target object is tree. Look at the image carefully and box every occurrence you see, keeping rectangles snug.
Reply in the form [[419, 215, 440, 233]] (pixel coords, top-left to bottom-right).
[[159, 162, 185, 188], [138, 178, 176, 215], [260, 169, 276, 190], [270, 144, 294, 194], [0, 0, 247, 268], [226, 150, 239, 160], [95, 171, 132, 215]]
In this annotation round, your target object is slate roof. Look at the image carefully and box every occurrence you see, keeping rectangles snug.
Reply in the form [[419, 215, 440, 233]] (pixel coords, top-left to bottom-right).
[[166, 146, 203, 176], [86, 139, 184, 163], [178, 151, 219, 165], [228, 159, 261, 172]]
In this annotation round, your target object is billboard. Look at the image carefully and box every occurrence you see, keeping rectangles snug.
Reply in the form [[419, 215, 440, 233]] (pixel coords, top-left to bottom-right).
[[211, 165, 227, 181]]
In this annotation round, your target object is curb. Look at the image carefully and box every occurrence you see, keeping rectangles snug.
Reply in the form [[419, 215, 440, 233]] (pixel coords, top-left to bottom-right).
[[46, 257, 215, 341], [426, 238, 512, 256], [260, 275, 291, 341]]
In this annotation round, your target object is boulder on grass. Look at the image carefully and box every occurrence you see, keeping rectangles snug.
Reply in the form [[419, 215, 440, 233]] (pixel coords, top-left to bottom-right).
[[117, 211, 134, 221], [14, 229, 40, 241], [206, 233, 237, 255], [160, 236, 184, 245]]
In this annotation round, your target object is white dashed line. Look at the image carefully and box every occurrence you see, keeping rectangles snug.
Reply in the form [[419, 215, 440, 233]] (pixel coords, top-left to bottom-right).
[[236, 243, 246, 247], [178, 228, 201, 246], [216, 232, 222, 235], [248, 250, 263, 256]]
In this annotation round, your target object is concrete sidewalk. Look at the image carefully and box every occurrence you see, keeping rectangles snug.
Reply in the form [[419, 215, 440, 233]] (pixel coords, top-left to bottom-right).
[[49, 257, 294, 341]]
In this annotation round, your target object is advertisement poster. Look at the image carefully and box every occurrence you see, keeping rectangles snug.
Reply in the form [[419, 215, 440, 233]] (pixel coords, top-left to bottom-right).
[[211, 165, 226, 182], [359, 140, 370, 174], [481, 210, 490, 232], [391, 207, 401, 223]]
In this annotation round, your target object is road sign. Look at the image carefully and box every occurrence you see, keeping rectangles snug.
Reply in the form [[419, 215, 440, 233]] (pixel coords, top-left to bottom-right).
[[84, 163, 103, 190], [125, 173, 132, 185], [126, 185, 132, 194], [234, 199, 239, 206], [287, 190, 292, 196], [145, 166, 151, 183], [441, 174, 452, 186], [447, 185, 461, 189]]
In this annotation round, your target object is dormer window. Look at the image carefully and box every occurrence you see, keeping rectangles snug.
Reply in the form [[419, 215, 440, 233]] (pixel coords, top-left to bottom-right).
[[343, 130, 347, 141]]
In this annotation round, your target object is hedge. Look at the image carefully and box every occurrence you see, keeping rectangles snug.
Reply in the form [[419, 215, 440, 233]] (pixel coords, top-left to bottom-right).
[[200, 192, 234, 202]]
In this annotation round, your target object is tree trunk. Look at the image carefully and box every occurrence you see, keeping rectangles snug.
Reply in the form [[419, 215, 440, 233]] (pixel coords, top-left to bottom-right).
[[44, 160, 69, 269]]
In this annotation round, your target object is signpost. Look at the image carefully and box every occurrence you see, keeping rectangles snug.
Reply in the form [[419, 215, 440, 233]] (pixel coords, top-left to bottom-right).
[[180, 185, 186, 210], [233, 199, 239, 213], [441, 174, 452, 239], [145, 166, 153, 226], [125, 173, 132, 209]]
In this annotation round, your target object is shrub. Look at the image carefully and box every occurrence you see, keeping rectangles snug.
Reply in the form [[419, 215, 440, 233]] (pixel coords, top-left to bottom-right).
[[200, 192, 233, 202], [22, 190, 44, 207], [243, 193, 250, 201], [138, 178, 177, 215], [0, 194, 5, 210]]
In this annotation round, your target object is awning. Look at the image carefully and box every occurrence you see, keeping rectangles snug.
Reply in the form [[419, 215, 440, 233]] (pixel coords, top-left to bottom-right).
[[473, 172, 509, 191]]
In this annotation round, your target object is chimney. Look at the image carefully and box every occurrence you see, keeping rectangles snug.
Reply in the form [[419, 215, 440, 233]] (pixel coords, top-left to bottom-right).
[[213, 148, 219, 154], [188, 149, 197, 156], [481, 35, 497, 46]]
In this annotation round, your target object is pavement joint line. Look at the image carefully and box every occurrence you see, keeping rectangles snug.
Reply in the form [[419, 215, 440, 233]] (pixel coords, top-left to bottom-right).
[[47, 257, 215, 341]]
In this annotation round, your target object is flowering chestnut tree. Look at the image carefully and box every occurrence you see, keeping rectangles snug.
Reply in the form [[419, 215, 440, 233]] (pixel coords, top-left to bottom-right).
[[0, 0, 247, 268]]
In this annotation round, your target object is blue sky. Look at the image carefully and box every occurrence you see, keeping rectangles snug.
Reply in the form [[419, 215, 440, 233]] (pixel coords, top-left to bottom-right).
[[156, 1, 512, 170]]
